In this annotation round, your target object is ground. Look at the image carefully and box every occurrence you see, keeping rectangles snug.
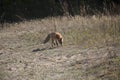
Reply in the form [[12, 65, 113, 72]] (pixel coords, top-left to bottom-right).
[[0, 17, 120, 80]]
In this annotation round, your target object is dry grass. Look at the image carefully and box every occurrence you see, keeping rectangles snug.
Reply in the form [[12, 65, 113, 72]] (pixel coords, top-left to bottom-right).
[[0, 15, 120, 80], [2, 15, 120, 48]]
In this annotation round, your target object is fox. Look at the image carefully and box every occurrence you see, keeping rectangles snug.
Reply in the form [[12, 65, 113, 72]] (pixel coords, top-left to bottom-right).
[[43, 32, 63, 47]]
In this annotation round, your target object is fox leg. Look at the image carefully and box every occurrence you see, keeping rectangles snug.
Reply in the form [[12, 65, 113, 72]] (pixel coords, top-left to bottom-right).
[[55, 39, 58, 46], [51, 39, 55, 47], [51, 39, 54, 47], [58, 38, 63, 46], [52, 39, 59, 47], [53, 40, 56, 46]]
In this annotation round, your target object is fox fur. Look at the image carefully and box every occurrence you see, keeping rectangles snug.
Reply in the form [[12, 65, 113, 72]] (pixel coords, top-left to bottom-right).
[[43, 32, 63, 47]]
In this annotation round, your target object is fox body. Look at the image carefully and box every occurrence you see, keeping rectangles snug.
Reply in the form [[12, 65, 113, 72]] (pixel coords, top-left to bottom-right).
[[43, 32, 63, 47]]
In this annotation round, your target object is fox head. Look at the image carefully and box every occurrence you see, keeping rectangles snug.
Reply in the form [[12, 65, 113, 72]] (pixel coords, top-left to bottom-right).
[[58, 38, 63, 46]]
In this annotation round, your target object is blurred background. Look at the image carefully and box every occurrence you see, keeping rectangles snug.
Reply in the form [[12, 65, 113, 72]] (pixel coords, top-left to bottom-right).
[[0, 0, 120, 23]]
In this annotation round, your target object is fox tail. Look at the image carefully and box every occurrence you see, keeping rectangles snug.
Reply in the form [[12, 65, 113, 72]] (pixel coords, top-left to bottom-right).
[[43, 34, 50, 44]]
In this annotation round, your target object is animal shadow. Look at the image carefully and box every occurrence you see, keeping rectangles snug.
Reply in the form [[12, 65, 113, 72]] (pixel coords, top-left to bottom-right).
[[32, 48, 46, 52], [32, 47, 57, 52]]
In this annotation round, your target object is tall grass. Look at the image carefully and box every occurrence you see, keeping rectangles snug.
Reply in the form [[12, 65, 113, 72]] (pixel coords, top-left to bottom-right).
[[1, 15, 120, 48], [57, 16, 120, 48]]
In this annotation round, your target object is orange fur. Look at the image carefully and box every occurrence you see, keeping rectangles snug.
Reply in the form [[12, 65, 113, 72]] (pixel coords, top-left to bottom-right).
[[43, 32, 63, 47]]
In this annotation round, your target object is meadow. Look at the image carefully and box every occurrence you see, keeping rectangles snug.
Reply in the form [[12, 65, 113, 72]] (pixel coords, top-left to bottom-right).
[[0, 15, 120, 80]]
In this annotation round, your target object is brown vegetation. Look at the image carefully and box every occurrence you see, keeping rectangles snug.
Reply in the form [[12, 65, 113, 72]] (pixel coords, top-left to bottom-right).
[[0, 15, 120, 80]]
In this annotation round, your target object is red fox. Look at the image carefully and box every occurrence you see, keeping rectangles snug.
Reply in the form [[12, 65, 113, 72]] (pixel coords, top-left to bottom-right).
[[43, 32, 63, 47]]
